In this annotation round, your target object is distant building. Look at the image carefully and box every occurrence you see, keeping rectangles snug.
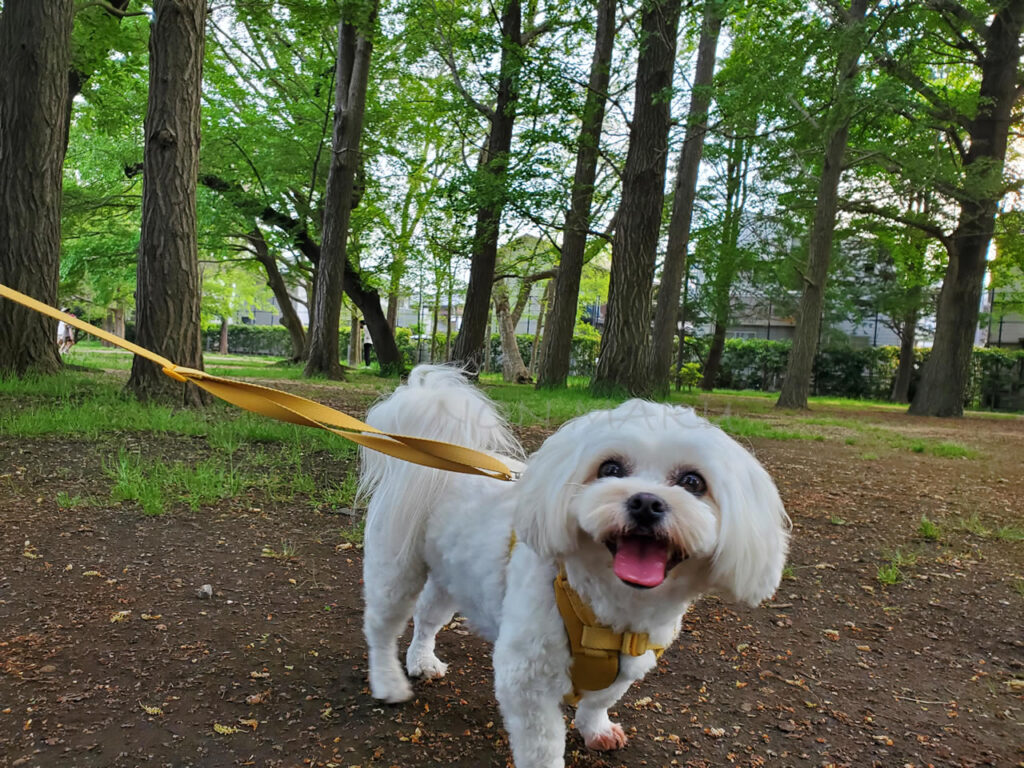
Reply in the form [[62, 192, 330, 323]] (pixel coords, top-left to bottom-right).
[[981, 287, 1024, 348]]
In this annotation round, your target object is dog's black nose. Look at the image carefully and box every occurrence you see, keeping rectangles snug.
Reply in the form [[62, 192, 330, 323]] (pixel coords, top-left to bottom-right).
[[626, 492, 667, 526]]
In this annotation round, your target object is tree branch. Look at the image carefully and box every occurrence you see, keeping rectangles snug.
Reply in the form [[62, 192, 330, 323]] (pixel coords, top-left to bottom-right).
[[843, 198, 951, 247], [74, 0, 146, 17]]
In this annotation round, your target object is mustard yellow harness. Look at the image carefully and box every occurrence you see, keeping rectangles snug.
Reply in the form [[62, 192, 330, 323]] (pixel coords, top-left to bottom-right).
[[508, 532, 666, 705], [553, 567, 666, 705]]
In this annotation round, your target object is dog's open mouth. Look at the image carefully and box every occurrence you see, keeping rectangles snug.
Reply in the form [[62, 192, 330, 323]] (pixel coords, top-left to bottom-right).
[[605, 533, 685, 589]]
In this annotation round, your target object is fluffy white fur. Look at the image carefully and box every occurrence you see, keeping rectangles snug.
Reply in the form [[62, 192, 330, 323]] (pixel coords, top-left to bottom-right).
[[360, 365, 789, 768]]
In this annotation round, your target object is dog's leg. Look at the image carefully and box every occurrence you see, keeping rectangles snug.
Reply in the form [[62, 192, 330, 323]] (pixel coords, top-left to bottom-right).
[[574, 653, 656, 751], [363, 548, 426, 704], [406, 575, 455, 679], [493, 560, 572, 768]]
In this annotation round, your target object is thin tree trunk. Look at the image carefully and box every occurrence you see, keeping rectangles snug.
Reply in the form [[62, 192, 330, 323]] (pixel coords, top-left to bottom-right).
[[445, 269, 453, 361], [431, 292, 440, 363], [494, 283, 531, 383], [536, 0, 615, 388], [246, 227, 307, 361], [127, 0, 207, 404], [910, 1, 1023, 416], [219, 317, 229, 354], [530, 279, 552, 377], [700, 321, 727, 390], [650, 0, 725, 397], [591, 0, 683, 397], [305, 5, 379, 379], [0, 0, 73, 376], [890, 308, 916, 403], [450, 0, 522, 372], [349, 309, 360, 366], [776, 0, 869, 410]]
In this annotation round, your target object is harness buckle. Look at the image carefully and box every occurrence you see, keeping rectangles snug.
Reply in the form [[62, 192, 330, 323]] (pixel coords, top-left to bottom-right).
[[620, 631, 649, 656]]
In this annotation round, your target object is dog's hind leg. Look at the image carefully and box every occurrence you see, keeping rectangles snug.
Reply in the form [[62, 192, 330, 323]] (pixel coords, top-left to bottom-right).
[[363, 549, 426, 704], [406, 575, 456, 680]]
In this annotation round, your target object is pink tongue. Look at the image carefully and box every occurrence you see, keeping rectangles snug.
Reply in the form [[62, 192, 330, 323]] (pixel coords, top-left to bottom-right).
[[613, 536, 669, 587]]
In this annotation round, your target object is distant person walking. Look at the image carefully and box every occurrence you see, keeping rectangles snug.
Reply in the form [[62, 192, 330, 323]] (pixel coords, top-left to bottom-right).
[[57, 310, 75, 354], [360, 320, 373, 366]]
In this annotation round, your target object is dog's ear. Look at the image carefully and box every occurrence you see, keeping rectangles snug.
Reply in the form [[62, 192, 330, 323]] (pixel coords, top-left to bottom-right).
[[512, 430, 583, 558], [707, 444, 790, 606]]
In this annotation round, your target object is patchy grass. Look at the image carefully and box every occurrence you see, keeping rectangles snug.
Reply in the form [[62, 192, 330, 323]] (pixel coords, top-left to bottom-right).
[[339, 516, 366, 547], [993, 524, 1024, 542], [105, 450, 251, 516], [712, 415, 811, 441], [878, 549, 918, 585], [261, 541, 300, 560], [877, 563, 904, 585], [918, 516, 942, 541], [908, 439, 978, 458]]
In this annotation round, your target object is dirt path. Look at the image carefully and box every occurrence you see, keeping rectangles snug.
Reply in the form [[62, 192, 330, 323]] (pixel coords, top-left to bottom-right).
[[1, 406, 1021, 768]]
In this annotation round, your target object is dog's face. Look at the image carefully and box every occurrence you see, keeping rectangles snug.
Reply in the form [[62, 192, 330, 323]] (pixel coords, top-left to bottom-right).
[[514, 400, 789, 606]]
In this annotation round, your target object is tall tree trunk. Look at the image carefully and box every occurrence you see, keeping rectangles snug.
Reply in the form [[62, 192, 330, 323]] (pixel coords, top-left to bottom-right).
[[127, 0, 207, 404], [536, 0, 615, 388], [450, 0, 522, 372], [700, 321, 728, 390], [890, 308, 916, 403], [650, 0, 725, 397], [305, 3, 379, 379], [592, 0, 684, 397], [245, 227, 307, 361], [0, 0, 73, 376], [910, 1, 1023, 416], [776, 0, 869, 410]]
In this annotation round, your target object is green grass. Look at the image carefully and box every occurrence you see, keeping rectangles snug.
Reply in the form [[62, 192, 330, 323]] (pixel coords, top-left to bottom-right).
[[877, 563, 904, 585], [877, 549, 917, 585], [917, 515, 942, 541], [261, 541, 300, 560], [105, 450, 252, 516], [993, 525, 1024, 542], [713, 415, 812, 441], [956, 513, 992, 537], [339, 516, 366, 546]]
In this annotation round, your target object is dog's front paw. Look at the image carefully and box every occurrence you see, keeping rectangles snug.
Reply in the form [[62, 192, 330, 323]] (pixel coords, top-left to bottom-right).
[[369, 669, 414, 703], [407, 652, 449, 680], [583, 722, 628, 751]]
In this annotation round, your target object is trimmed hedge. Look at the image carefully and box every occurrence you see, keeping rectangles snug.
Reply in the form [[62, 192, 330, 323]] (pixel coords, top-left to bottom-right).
[[485, 333, 601, 377], [707, 337, 1023, 410]]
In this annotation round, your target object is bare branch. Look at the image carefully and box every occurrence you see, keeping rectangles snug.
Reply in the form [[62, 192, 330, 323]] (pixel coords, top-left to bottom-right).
[[843, 198, 951, 246], [74, 0, 146, 17]]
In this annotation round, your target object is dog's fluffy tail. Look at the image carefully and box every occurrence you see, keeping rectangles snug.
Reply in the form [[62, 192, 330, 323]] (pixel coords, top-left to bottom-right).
[[359, 365, 520, 560]]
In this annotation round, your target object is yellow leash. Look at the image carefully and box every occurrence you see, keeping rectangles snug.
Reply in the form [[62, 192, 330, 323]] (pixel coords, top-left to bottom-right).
[[0, 282, 514, 482]]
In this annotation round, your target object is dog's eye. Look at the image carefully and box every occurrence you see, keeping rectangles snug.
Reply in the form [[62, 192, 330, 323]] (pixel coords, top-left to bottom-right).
[[676, 471, 707, 496], [597, 459, 626, 479]]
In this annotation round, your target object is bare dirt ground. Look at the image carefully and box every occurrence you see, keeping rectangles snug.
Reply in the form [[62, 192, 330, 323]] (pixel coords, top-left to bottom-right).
[[1, 388, 1022, 768]]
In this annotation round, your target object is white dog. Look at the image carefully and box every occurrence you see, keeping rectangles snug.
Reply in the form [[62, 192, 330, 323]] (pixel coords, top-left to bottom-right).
[[360, 365, 789, 768]]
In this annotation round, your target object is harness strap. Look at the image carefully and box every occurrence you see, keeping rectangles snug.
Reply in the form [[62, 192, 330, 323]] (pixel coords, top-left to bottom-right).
[[552, 567, 665, 706]]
